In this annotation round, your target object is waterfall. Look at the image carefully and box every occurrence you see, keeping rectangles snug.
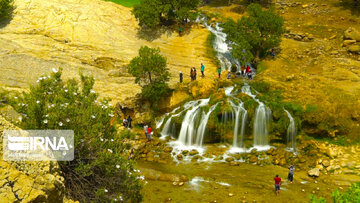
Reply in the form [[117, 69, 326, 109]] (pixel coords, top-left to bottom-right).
[[178, 99, 210, 146], [156, 107, 180, 129], [241, 84, 271, 150], [230, 101, 247, 149], [196, 103, 218, 147], [253, 103, 269, 147], [284, 109, 296, 151], [201, 19, 236, 71]]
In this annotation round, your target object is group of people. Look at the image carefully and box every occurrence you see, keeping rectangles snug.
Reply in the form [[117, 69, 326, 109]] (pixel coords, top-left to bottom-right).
[[122, 115, 133, 129], [240, 65, 253, 79], [179, 62, 256, 82], [143, 124, 152, 141], [273, 165, 295, 195]]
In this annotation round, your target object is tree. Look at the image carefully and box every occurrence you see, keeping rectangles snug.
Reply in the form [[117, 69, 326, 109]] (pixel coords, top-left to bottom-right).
[[132, 0, 200, 28], [128, 46, 170, 104], [222, 3, 284, 65], [0, 0, 13, 20], [13, 70, 142, 202]]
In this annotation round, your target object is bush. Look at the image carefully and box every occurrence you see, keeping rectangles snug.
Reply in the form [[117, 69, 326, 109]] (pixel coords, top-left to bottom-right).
[[128, 46, 171, 106], [0, 0, 12, 20], [222, 3, 284, 64], [309, 182, 360, 202], [12, 70, 142, 202], [132, 0, 200, 28]]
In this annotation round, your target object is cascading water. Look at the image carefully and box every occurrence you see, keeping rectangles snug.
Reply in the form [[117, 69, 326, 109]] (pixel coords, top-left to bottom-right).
[[196, 103, 219, 147], [284, 109, 296, 151], [241, 84, 271, 151], [178, 99, 210, 146]]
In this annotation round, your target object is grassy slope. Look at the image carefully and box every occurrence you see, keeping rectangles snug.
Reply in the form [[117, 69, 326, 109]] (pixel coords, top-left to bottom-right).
[[104, 0, 140, 7]]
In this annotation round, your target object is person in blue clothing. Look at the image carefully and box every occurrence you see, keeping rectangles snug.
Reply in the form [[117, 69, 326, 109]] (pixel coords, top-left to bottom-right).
[[200, 63, 205, 77]]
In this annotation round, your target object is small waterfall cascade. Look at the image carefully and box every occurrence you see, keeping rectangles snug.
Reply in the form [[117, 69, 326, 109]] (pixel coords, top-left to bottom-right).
[[178, 99, 210, 146], [241, 84, 271, 150], [198, 17, 236, 71], [230, 100, 247, 149], [156, 107, 180, 129], [284, 109, 297, 151], [196, 103, 219, 147]]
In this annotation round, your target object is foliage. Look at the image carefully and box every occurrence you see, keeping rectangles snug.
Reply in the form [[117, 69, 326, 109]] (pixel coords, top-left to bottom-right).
[[128, 46, 171, 104], [308, 194, 326, 203], [0, 0, 12, 20], [104, 0, 140, 7], [309, 183, 360, 203], [132, 0, 200, 28], [332, 183, 360, 202], [222, 3, 284, 64], [12, 70, 142, 202]]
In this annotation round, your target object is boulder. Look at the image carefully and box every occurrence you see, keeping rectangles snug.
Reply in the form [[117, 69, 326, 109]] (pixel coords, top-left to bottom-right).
[[343, 40, 356, 46], [229, 161, 240, 166], [189, 150, 199, 156], [164, 147, 173, 153], [225, 157, 235, 162], [176, 154, 183, 160], [344, 27, 360, 41], [348, 45, 360, 53], [308, 168, 320, 177], [249, 156, 258, 163]]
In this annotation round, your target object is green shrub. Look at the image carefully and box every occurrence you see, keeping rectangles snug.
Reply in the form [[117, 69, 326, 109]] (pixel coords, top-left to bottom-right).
[[12, 70, 142, 202], [309, 182, 360, 203], [0, 0, 12, 20], [128, 46, 171, 106], [332, 183, 360, 202]]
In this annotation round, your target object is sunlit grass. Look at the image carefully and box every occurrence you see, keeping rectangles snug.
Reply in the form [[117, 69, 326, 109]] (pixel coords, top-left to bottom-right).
[[104, 0, 140, 7]]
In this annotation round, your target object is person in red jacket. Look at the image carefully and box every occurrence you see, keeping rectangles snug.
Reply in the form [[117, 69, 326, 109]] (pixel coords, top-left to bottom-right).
[[147, 126, 152, 141], [274, 174, 281, 196]]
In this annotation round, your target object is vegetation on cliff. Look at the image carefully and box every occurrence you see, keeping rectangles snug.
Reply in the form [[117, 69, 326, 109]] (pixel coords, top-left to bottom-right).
[[132, 0, 200, 28], [128, 46, 171, 106], [11, 70, 142, 202], [0, 0, 12, 20], [222, 3, 284, 65]]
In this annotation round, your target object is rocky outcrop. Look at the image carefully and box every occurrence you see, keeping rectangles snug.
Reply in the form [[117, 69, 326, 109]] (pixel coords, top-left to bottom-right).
[[344, 27, 360, 42], [0, 0, 217, 104], [308, 168, 320, 177], [0, 116, 72, 202]]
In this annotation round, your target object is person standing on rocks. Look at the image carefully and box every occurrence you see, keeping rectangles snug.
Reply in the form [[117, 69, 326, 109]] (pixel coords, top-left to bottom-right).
[[193, 67, 197, 80], [179, 71, 183, 83], [179, 26, 183, 36], [127, 115, 132, 129], [288, 165, 295, 183], [218, 67, 222, 78], [144, 124, 148, 139], [241, 65, 245, 76], [147, 125, 152, 141], [190, 68, 195, 81], [200, 63, 205, 77], [274, 174, 281, 196]]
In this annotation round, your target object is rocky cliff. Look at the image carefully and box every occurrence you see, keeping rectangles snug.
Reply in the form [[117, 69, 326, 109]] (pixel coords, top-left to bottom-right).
[[0, 0, 217, 104], [0, 115, 73, 202]]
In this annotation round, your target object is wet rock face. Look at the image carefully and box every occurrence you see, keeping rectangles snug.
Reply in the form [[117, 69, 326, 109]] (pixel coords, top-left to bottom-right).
[[0, 116, 66, 202]]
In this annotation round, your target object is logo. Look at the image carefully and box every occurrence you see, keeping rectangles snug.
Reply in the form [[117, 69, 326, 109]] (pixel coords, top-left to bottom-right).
[[3, 130, 74, 161]]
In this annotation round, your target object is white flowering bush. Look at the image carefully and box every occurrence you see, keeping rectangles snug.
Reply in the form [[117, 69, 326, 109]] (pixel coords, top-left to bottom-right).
[[13, 69, 142, 202]]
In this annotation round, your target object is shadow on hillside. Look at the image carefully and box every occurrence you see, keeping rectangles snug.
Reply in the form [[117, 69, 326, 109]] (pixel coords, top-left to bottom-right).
[[0, 6, 15, 29], [333, 0, 360, 16], [136, 23, 194, 42], [203, 0, 274, 8]]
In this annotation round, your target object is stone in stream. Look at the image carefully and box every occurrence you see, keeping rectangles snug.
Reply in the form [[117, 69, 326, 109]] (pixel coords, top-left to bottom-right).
[[225, 157, 235, 162], [164, 147, 173, 153], [308, 168, 320, 177], [229, 161, 239, 166], [249, 156, 258, 163], [177, 154, 183, 160], [182, 150, 189, 155], [189, 150, 199, 156]]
